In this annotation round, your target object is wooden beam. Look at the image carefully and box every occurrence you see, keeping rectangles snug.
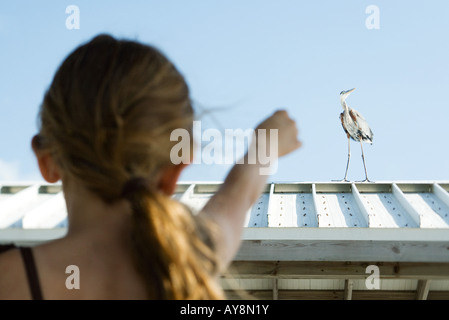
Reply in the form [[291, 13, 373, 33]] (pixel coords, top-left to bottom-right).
[[416, 280, 431, 300], [223, 261, 449, 280], [224, 290, 343, 300], [272, 278, 278, 300], [224, 289, 449, 300], [235, 238, 449, 262], [344, 279, 353, 300], [428, 290, 449, 300]]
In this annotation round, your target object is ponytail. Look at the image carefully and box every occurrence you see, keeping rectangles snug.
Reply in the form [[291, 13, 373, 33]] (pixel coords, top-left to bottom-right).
[[121, 178, 224, 299]]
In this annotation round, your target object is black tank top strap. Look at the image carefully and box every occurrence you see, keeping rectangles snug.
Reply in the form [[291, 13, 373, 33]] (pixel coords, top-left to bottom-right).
[[0, 244, 16, 254], [19, 247, 44, 300]]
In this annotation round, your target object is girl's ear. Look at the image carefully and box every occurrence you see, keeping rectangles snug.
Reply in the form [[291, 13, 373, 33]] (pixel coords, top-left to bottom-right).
[[31, 135, 61, 183], [157, 163, 189, 195]]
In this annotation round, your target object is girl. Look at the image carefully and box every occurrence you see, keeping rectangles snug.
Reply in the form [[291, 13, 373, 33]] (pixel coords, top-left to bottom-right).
[[0, 34, 301, 299]]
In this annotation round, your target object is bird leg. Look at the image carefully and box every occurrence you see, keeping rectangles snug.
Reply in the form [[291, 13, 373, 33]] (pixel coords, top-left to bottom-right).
[[359, 138, 371, 182], [342, 136, 351, 182]]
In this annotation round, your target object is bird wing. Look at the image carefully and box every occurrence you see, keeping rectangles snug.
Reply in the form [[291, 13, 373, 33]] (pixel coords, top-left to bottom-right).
[[340, 112, 350, 138], [349, 109, 374, 143]]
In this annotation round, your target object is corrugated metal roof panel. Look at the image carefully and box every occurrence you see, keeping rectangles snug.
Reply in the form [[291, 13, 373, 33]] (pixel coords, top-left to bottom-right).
[[1, 181, 449, 232]]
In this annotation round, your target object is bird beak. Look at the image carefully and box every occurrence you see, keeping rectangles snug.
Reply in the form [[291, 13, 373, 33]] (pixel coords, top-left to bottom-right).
[[347, 88, 355, 94]]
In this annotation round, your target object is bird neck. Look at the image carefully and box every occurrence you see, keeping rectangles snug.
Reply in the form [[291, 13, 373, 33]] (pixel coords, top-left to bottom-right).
[[341, 100, 349, 112]]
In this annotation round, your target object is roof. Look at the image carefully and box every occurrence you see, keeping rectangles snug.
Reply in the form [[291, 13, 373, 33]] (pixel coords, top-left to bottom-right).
[[2, 180, 449, 242], [1, 180, 449, 300]]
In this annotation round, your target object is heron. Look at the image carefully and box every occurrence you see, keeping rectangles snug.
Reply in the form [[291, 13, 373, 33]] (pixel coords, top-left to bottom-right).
[[339, 88, 373, 182]]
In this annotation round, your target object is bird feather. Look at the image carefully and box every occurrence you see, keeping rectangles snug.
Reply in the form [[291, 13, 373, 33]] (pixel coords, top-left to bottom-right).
[[341, 108, 373, 144]]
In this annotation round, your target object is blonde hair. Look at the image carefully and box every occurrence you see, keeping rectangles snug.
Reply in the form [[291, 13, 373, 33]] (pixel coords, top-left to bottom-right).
[[37, 34, 224, 299]]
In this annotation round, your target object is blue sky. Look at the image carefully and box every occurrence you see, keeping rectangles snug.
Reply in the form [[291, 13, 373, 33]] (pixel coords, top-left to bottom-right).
[[1, 1, 449, 183]]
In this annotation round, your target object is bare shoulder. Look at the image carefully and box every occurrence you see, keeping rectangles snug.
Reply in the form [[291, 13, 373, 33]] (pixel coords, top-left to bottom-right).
[[0, 247, 30, 299], [1, 238, 150, 299]]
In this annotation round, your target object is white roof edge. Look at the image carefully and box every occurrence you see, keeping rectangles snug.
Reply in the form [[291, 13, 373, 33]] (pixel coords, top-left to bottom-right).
[[2, 180, 449, 184], [0, 228, 67, 244], [3, 227, 448, 244], [177, 180, 449, 185], [242, 227, 449, 242]]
